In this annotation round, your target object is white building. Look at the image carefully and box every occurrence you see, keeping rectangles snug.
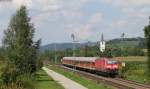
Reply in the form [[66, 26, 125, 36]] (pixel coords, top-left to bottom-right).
[[100, 33, 105, 52]]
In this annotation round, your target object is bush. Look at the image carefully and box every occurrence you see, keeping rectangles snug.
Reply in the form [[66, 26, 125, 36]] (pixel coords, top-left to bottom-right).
[[1, 65, 19, 85], [15, 74, 35, 89], [36, 58, 43, 70], [0, 74, 35, 89]]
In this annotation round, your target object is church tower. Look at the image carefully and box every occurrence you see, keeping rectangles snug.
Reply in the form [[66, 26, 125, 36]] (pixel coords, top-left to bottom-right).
[[100, 33, 105, 52]]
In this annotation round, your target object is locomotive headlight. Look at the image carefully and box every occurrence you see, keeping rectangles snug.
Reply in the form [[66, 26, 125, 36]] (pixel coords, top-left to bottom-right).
[[113, 65, 118, 68], [106, 65, 111, 68]]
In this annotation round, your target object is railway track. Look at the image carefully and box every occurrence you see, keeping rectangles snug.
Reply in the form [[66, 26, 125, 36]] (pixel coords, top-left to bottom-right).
[[59, 65, 150, 89], [114, 78, 150, 89]]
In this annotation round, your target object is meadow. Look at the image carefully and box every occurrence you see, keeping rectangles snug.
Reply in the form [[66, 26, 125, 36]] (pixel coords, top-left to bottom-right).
[[116, 56, 149, 83], [115, 56, 147, 62], [121, 61, 148, 83]]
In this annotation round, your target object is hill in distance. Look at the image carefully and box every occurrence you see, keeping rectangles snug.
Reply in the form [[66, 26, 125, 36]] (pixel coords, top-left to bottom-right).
[[40, 42, 96, 52], [40, 37, 145, 52]]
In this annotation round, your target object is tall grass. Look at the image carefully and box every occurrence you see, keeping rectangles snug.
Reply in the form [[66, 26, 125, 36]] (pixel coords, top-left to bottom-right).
[[120, 61, 149, 83], [0, 74, 35, 89]]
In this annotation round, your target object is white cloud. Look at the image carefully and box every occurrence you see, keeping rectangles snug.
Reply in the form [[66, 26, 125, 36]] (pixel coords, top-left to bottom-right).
[[32, 11, 62, 28], [0, 0, 147, 45], [62, 10, 83, 19], [31, 0, 92, 43], [122, 8, 150, 19], [32, 13, 49, 28], [12, 0, 32, 8], [88, 13, 103, 24], [32, 0, 62, 12], [110, 20, 128, 29], [105, 0, 150, 7], [66, 24, 93, 40], [65, 13, 103, 40], [32, 0, 91, 28], [31, 0, 89, 12]]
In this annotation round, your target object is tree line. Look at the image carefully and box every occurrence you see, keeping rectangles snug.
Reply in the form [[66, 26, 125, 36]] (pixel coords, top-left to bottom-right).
[[41, 43, 145, 64]]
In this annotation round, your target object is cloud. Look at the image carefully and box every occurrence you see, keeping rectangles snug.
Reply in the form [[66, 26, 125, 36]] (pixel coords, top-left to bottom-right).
[[31, 0, 89, 12], [65, 13, 103, 40], [110, 20, 127, 29], [88, 13, 103, 24], [61, 10, 83, 19], [122, 7, 150, 19], [32, 0, 62, 12], [105, 0, 150, 7], [32, 0, 91, 28], [12, 0, 32, 8], [32, 11, 62, 28], [66, 24, 93, 40], [32, 13, 49, 28], [31, 0, 92, 43], [0, 0, 147, 45]]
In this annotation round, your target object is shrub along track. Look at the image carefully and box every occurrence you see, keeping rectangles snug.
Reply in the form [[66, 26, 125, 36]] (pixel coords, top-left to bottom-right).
[[59, 65, 150, 89]]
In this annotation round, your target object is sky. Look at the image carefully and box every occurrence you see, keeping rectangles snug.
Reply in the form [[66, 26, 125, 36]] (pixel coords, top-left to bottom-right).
[[0, 0, 150, 45]]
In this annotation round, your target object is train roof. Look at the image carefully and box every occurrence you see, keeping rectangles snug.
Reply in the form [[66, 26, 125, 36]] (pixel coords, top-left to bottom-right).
[[62, 57, 100, 62]]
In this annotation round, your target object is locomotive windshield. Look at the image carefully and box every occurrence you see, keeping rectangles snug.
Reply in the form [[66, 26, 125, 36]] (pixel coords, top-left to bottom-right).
[[107, 60, 117, 64]]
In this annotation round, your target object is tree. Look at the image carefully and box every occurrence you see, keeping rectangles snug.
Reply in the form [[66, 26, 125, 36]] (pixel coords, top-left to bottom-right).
[[3, 6, 40, 74], [144, 17, 150, 77], [100, 48, 113, 58]]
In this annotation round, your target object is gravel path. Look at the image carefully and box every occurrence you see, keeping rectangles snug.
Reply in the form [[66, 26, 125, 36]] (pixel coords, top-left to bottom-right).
[[42, 67, 88, 89]]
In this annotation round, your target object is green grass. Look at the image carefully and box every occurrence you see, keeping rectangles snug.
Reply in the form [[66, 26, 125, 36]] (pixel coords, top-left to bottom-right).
[[121, 61, 149, 83], [0, 62, 3, 82], [48, 65, 114, 89], [126, 69, 148, 83], [35, 69, 64, 89], [115, 56, 147, 62], [127, 75, 148, 83], [114, 56, 149, 83], [0, 61, 64, 89]]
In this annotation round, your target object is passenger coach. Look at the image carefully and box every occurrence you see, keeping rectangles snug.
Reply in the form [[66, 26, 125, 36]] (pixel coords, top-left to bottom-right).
[[61, 57, 119, 76]]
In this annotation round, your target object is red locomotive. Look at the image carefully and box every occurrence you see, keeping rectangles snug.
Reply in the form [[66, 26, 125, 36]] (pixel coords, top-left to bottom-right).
[[61, 57, 119, 76]]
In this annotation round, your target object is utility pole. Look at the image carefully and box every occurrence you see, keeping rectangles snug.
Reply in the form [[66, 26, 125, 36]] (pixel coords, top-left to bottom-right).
[[121, 33, 126, 75], [121, 33, 125, 56], [71, 33, 77, 72], [85, 41, 89, 57], [54, 44, 57, 65], [71, 34, 76, 57]]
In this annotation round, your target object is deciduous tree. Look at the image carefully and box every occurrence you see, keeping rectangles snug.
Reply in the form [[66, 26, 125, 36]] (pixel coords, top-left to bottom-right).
[[3, 6, 40, 74], [144, 17, 150, 77]]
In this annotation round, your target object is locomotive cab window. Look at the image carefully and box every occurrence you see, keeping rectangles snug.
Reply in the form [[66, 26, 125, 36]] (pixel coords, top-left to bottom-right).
[[107, 60, 117, 64]]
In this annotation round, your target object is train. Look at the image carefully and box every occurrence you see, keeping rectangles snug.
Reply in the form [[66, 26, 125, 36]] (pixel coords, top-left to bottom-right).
[[61, 57, 119, 76]]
